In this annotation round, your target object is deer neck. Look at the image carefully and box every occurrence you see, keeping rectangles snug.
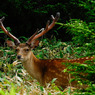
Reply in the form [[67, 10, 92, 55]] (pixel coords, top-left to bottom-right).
[[21, 51, 42, 83]]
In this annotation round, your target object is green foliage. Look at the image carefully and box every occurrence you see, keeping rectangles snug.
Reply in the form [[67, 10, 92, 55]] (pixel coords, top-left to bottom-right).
[[62, 58, 95, 94], [34, 37, 73, 59], [57, 18, 95, 57], [79, 0, 95, 21], [0, 36, 95, 94], [0, 0, 95, 39], [0, 84, 16, 95], [58, 19, 95, 45]]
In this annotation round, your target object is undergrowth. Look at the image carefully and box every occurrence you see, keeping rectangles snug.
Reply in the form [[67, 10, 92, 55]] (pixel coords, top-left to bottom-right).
[[0, 37, 95, 95]]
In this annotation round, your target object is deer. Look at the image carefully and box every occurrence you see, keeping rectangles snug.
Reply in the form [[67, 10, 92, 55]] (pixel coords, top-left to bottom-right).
[[0, 12, 94, 89]]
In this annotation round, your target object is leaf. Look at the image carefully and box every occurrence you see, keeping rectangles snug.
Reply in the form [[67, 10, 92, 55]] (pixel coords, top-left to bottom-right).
[[54, 42, 62, 48], [13, 60, 19, 66], [39, 86, 44, 92], [66, 45, 72, 54], [78, 81, 83, 86], [48, 92, 52, 95], [10, 86, 16, 95], [36, 52, 43, 58], [3, 51, 7, 57], [60, 51, 63, 58], [6, 27, 11, 31], [16, 75, 23, 82], [68, 87, 71, 95], [0, 89, 5, 95], [63, 69, 67, 73], [51, 78, 57, 84], [0, 31, 4, 33]]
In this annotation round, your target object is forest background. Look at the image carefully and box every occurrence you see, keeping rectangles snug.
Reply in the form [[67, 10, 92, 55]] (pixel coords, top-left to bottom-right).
[[0, 0, 94, 42]]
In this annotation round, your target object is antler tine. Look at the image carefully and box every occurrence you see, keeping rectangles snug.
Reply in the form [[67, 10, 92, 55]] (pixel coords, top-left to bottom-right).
[[27, 12, 60, 44], [54, 12, 60, 22], [26, 29, 39, 45], [0, 16, 5, 23], [0, 17, 20, 45]]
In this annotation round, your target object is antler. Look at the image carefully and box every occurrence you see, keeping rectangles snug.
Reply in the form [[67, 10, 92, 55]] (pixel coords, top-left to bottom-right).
[[26, 12, 60, 45], [0, 17, 20, 45]]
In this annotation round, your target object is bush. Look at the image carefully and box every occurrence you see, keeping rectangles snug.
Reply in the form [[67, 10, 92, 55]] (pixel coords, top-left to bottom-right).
[[57, 19, 95, 57]]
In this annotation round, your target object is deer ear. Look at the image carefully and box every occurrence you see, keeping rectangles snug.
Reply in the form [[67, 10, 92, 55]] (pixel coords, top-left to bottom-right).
[[30, 40, 39, 49], [6, 40, 16, 49]]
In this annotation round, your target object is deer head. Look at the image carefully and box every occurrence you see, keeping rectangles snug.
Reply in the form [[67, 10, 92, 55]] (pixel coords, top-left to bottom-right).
[[0, 12, 60, 62]]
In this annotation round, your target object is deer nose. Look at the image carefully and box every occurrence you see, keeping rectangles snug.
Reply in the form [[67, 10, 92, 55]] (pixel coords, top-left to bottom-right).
[[17, 55, 21, 59]]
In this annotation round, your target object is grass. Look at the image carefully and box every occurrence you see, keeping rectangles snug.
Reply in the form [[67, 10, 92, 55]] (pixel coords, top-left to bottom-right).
[[0, 41, 71, 95], [0, 38, 95, 95]]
